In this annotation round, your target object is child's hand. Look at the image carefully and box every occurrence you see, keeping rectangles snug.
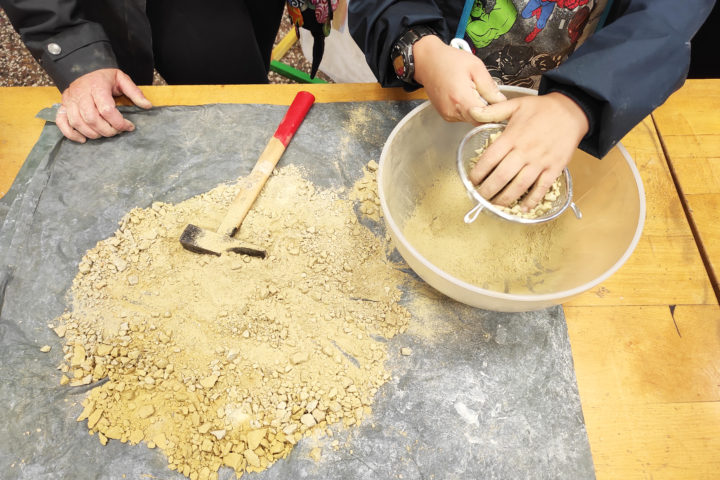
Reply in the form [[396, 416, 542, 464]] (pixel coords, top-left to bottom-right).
[[413, 35, 506, 123], [468, 92, 589, 210]]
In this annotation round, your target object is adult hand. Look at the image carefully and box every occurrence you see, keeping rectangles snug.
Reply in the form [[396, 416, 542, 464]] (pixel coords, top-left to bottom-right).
[[56, 68, 153, 143], [412, 35, 506, 123], [468, 92, 589, 210]]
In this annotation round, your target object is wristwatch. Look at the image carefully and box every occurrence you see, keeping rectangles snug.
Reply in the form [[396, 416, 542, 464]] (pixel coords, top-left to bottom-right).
[[390, 25, 438, 86]]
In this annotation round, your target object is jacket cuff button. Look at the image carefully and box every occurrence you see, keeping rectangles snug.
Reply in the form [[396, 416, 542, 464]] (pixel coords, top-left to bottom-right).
[[47, 43, 62, 55]]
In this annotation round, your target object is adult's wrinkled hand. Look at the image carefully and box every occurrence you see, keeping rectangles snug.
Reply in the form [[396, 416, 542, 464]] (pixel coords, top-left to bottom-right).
[[412, 35, 506, 123], [56, 68, 153, 143], [468, 92, 589, 210]]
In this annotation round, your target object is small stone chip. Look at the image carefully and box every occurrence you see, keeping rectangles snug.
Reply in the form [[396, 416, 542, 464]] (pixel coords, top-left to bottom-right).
[[87, 409, 103, 429], [244, 449, 261, 468], [309, 447, 322, 462], [200, 374, 219, 389], [269, 441, 285, 454], [300, 413, 317, 427], [311, 409, 326, 423], [71, 344, 86, 367], [105, 425, 123, 440], [40, 345, 51, 353], [129, 429, 144, 444], [77, 402, 94, 422], [223, 452, 243, 470], [290, 351, 309, 365], [137, 405, 155, 419], [198, 467, 211, 480], [153, 433, 168, 449], [113, 257, 128, 272], [53, 325, 67, 338], [400, 347, 412, 356], [200, 438, 213, 452], [96, 344, 112, 356], [246, 429, 266, 450]]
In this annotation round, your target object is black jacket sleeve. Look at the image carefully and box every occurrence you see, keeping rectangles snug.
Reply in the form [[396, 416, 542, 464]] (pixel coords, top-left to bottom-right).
[[350, 0, 715, 158], [1, 0, 118, 91], [539, 0, 716, 157], [349, 1, 453, 88]]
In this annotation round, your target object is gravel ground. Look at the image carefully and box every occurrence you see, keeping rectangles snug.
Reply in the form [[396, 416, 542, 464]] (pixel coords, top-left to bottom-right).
[[0, 8, 330, 88]]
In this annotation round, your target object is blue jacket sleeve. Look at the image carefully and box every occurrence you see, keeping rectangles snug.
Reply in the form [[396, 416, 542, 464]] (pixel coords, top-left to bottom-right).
[[349, 1, 454, 88], [0, 0, 118, 91], [539, 0, 716, 157]]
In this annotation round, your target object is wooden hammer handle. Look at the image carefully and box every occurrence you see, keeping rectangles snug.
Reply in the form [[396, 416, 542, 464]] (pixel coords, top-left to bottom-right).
[[217, 91, 315, 237]]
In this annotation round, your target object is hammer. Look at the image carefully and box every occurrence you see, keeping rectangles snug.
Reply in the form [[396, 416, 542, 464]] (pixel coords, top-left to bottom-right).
[[180, 91, 315, 257]]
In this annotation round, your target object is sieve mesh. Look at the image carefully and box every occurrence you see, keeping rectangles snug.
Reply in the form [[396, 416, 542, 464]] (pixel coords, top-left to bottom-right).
[[457, 123, 580, 224]]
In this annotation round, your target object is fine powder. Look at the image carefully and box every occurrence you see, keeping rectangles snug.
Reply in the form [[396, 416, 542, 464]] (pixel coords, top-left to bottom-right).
[[51, 165, 410, 480], [403, 165, 566, 294]]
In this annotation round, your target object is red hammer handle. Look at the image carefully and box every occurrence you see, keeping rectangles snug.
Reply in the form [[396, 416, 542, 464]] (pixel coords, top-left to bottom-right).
[[217, 91, 315, 238], [274, 91, 316, 147]]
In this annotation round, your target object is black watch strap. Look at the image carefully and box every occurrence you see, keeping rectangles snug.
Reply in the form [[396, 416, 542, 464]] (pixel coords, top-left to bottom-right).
[[390, 25, 438, 86]]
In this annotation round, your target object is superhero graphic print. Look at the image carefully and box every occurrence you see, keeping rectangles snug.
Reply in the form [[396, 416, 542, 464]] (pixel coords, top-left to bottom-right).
[[463, 0, 609, 88]]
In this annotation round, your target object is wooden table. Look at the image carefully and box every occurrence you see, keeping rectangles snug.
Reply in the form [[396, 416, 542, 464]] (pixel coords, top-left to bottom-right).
[[653, 79, 720, 300], [1, 82, 719, 479]]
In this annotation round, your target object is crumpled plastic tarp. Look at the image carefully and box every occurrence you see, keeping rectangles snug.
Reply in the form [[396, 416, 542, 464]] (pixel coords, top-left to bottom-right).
[[0, 101, 594, 480]]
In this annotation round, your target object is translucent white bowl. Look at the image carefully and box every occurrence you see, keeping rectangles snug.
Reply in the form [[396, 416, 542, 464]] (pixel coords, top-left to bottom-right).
[[378, 86, 645, 312]]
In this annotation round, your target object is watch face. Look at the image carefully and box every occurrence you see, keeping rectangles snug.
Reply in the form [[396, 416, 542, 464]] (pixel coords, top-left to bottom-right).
[[393, 55, 406, 78]]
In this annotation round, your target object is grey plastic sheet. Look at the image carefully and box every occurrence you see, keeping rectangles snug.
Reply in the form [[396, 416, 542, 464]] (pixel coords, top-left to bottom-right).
[[0, 101, 595, 479]]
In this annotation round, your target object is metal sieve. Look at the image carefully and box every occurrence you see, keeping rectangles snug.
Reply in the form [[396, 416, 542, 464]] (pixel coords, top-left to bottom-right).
[[457, 123, 582, 224]]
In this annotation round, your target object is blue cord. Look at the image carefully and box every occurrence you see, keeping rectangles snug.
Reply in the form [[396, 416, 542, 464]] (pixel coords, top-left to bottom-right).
[[455, 0, 475, 39], [595, 0, 614, 31]]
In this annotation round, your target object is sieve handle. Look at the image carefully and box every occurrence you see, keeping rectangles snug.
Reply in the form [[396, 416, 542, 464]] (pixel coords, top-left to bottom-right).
[[464, 203, 484, 224], [570, 202, 583, 219]]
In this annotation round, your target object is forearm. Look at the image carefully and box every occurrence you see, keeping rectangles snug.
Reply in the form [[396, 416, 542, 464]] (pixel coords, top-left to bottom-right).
[[1, 0, 117, 91], [412, 34, 445, 86]]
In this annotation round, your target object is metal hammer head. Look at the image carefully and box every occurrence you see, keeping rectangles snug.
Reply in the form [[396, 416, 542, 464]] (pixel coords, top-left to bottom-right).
[[179, 224, 266, 258]]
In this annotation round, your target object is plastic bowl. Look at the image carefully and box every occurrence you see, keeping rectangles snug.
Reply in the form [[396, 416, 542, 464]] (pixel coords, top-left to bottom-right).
[[378, 86, 645, 312]]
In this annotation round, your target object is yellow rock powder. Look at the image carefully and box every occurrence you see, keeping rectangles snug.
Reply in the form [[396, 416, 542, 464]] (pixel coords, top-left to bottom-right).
[[349, 159, 381, 221], [53, 165, 410, 480], [403, 164, 566, 295]]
